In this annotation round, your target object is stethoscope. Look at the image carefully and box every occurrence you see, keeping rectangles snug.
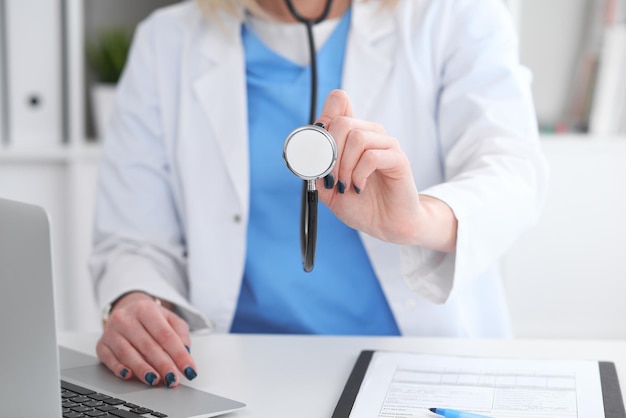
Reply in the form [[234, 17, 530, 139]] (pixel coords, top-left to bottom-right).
[[282, 0, 337, 272]]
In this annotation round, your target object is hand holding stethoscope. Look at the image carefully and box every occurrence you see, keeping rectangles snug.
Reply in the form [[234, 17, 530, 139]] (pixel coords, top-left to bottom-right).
[[281, 0, 420, 271], [283, 1, 455, 272], [312, 90, 424, 244], [285, 89, 429, 269]]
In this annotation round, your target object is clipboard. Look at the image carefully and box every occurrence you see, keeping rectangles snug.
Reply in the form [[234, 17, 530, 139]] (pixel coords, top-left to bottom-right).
[[332, 350, 626, 418]]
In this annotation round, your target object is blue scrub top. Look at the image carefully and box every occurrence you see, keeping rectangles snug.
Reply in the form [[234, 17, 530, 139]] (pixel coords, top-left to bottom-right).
[[231, 9, 400, 336]]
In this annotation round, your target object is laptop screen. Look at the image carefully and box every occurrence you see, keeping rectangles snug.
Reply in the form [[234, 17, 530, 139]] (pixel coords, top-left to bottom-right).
[[0, 197, 63, 416]]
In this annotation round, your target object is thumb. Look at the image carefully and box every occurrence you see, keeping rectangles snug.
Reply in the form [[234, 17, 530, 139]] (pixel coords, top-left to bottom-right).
[[316, 89, 353, 129]]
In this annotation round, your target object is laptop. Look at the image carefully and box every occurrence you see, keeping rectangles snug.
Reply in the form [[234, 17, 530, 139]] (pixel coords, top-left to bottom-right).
[[0, 197, 245, 417]]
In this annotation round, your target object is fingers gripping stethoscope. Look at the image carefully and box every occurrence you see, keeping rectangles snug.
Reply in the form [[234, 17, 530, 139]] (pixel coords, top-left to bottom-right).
[[282, 0, 336, 272]]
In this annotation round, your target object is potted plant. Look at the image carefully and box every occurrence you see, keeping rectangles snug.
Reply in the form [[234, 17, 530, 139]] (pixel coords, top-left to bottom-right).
[[86, 28, 132, 139]]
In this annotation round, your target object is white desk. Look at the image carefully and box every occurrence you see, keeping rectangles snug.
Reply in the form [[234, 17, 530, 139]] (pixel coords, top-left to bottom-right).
[[59, 333, 626, 418]]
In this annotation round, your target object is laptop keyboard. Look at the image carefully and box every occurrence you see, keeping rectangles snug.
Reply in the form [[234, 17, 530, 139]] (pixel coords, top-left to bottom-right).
[[61, 380, 168, 418]]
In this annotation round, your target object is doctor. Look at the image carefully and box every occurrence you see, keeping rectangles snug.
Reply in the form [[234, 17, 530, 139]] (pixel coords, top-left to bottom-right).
[[91, 0, 549, 388]]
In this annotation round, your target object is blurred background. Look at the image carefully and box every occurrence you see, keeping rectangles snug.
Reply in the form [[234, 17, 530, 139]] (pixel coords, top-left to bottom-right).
[[0, 0, 625, 338]]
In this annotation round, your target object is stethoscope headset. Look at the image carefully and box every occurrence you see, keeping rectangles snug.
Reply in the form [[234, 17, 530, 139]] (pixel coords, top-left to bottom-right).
[[282, 0, 338, 272]]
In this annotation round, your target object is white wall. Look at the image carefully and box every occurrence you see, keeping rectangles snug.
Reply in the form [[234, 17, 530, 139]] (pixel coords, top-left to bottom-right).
[[2, 0, 626, 338], [502, 137, 626, 339]]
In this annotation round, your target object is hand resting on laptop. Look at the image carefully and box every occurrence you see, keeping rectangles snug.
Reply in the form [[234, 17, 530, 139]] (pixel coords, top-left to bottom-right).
[[97, 291, 198, 388]]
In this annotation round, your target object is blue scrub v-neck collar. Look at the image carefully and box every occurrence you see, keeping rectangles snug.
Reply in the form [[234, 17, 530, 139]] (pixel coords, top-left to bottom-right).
[[242, 8, 352, 81]]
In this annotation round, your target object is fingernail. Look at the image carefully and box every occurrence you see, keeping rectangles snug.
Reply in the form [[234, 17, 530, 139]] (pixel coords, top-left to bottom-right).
[[145, 372, 157, 386], [120, 368, 129, 379], [324, 173, 335, 190], [185, 345, 191, 354], [314, 122, 325, 129], [353, 185, 361, 194], [165, 372, 176, 388], [337, 181, 345, 194], [184, 367, 197, 381]]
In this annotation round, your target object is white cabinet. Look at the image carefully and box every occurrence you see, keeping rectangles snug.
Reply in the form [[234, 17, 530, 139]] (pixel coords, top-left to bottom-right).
[[518, 0, 626, 134], [0, 147, 100, 330], [0, 1, 179, 332], [517, 0, 591, 127]]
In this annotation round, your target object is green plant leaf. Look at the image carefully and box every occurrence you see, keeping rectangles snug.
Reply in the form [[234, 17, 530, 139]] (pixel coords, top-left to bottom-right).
[[86, 28, 132, 84]]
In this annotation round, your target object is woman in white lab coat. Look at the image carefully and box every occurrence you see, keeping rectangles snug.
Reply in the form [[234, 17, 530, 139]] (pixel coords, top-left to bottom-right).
[[91, 0, 548, 387]]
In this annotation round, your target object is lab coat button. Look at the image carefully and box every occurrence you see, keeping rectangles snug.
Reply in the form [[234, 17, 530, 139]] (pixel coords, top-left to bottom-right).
[[233, 214, 242, 223], [404, 299, 416, 310]]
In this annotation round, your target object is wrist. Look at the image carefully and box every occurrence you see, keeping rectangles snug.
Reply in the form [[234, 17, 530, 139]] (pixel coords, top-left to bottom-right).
[[412, 195, 458, 253], [113, 291, 158, 309], [101, 291, 163, 329]]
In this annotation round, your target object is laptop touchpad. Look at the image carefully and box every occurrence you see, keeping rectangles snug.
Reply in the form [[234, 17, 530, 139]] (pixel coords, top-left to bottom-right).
[[62, 364, 152, 395]]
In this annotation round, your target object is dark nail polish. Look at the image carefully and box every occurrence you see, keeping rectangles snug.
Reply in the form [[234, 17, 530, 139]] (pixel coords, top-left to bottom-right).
[[145, 372, 157, 386], [184, 367, 197, 381], [353, 185, 361, 194], [337, 181, 345, 194], [314, 122, 325, 129], [185, 345, 191, 354], [324, 174, 335, 190], [120, 368, 129, 379], [165, 372, 176, 388]]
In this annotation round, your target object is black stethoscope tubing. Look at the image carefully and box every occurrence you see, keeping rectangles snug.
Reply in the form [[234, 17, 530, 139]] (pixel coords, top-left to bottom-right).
[[284, 0, 334, 124], [284, 0, 335, 272]]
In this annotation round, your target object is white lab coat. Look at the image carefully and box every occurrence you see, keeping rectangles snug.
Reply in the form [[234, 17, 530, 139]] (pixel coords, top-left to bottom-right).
[[90, 0, 549, 337]]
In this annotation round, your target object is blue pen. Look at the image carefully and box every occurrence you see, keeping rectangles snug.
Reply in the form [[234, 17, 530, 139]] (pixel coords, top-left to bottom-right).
[[429, 407, 493, 418]]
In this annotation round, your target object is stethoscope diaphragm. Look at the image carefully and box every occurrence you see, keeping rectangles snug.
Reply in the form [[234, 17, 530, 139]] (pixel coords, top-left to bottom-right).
[[283, 124, 337, 182]]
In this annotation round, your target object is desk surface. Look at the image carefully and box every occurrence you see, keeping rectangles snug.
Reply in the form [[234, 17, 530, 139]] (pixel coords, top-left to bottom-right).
[[59, 333, 626, 418]]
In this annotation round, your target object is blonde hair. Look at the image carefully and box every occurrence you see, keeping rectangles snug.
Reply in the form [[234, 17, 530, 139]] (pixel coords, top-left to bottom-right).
[[196, 0, 397, 21], [196, 0, 264, 20]]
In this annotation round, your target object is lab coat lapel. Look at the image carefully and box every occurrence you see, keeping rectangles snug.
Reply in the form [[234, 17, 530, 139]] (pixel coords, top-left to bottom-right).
[[343, 2, 395, 120], [192, 14, 249, 208]]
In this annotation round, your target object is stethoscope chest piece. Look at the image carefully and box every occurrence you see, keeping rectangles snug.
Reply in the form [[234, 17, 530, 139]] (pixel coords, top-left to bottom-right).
[[283, 124, 337, 182], [283, 124, 337, 272]]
